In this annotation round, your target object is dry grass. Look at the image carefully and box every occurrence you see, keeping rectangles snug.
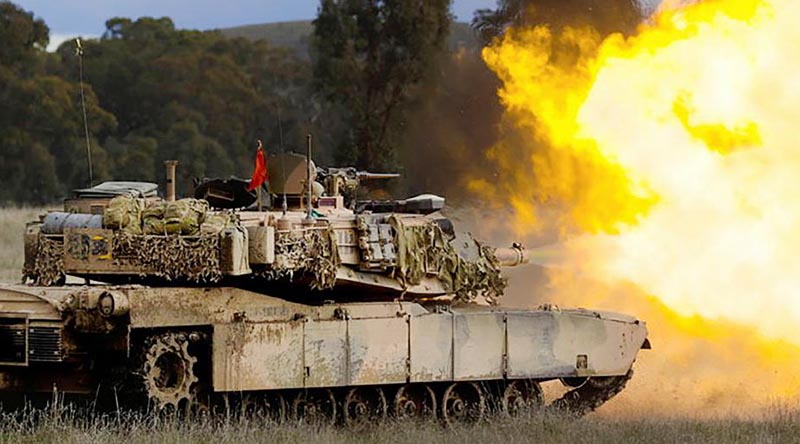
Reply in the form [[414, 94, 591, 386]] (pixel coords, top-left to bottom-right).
[[0, 406, 796, 444], [0, 207, 48, 283]]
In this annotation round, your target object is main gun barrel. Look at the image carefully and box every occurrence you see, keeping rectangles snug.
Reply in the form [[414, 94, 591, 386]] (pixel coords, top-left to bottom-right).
[[356, 172, 401, 180], [494, 244, 530, 267]]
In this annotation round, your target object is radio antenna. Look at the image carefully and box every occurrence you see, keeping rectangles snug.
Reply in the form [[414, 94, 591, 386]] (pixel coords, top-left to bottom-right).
[[305, 134, 313, 220], [75, 38, 93, 187], [277, 106, 288, 215]]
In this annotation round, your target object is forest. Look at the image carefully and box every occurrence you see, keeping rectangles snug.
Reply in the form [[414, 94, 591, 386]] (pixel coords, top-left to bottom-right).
[[0, 0, 642, 204]]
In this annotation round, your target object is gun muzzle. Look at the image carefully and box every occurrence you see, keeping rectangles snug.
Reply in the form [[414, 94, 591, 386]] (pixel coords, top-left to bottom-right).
[[356, 172, 401, 180], [494, 244, 530, 267]]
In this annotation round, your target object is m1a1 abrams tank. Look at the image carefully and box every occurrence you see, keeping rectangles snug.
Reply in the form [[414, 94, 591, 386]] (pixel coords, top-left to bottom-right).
[[4, 148, 650, 426]]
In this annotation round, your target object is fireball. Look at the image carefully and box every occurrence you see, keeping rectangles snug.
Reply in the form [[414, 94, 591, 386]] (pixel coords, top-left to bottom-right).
[[480, 0, 800, 411]]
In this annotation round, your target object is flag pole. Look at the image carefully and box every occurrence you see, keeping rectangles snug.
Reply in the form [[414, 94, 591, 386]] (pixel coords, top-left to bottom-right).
[[305, 134, 313, 221], [257, 139, 263, 213]]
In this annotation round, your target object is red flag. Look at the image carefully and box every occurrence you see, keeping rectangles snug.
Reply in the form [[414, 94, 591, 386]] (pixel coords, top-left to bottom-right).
[[246, 140, 268, 191]]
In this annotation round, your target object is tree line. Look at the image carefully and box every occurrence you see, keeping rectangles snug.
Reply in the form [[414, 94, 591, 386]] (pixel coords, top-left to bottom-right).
[[1, 3, 331, 203], [0, 0, 643, 204]]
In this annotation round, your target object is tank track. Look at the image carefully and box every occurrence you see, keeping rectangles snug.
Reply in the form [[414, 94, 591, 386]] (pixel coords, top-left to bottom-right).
[[98, 372, 634, 422], [547, 370, 634, 416], [99, 327, 635, 421]]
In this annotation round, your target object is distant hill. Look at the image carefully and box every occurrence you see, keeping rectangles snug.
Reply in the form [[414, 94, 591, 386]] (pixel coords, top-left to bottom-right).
[[219, 20, 481, 58]]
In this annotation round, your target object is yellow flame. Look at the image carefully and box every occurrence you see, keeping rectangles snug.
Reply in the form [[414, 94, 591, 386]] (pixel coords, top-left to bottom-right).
[[540, 269, 800, 416], [482, 0, 800, 410]]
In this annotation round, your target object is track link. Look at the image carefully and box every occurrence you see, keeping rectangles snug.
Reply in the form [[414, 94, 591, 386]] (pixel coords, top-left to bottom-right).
[[547, 370, 633, 417]]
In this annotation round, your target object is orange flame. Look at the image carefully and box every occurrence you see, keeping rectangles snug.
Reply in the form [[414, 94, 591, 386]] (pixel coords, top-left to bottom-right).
[[481, 0, 800, 413]]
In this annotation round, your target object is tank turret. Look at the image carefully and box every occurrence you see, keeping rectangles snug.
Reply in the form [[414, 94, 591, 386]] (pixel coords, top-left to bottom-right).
[[24, 155, 535, 306]]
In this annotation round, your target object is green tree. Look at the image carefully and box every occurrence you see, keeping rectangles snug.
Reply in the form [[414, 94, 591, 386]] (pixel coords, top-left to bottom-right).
[[54, 16, 318, 194], [1, 3, 363, 204], [473, 0, 643, 44], [312, 0, 452, 171], [0, 1, 115, 203], [0, 1, 48, 72]]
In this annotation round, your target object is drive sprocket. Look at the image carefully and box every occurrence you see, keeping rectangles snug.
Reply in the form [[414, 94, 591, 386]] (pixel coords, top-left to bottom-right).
[[141, 332, 199, 411]]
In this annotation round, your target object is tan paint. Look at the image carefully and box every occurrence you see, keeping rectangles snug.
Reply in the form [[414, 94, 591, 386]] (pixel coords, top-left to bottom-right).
[[0, 285, 648, 394], [164, 160, 178, 202]]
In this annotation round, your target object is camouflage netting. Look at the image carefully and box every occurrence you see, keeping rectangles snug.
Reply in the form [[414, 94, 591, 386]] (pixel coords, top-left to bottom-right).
[[261, 227, 340, 290], [389, 216, 507, 305], [104, 198, 221, 282], [26, 200, 232, 284], [23, 235, 65, 286], [114, 232, 222, 282]]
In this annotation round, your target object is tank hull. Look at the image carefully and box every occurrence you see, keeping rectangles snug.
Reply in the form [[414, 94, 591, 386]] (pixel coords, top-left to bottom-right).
[[0, 284, 647, 420]]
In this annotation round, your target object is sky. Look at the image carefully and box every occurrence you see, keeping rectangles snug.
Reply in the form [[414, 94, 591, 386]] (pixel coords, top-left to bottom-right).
[[13, 0, 498, 50]]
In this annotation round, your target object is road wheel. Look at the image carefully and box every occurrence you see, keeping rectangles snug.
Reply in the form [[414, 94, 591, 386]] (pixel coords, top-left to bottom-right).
[[229, 392, 286, 422], [292, 389, 337, 426], [502, 380, 544, 417], [393, 384, 437, 421], [441, 382, 486, 426], [343, 387, 387, 430]]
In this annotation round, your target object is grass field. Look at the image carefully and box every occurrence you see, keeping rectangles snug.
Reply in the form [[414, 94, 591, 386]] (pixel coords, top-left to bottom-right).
[[0, 407, 797, 444], [0, 207, 47, 284]]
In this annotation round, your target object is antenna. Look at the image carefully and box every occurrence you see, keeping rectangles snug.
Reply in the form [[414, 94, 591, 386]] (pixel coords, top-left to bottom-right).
[[277, 106, 288, 215], [305, 134, 313, 220], [75, 38, 93, 187]]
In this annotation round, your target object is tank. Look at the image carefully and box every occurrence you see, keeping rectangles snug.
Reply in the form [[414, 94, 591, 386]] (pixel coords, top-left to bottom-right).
[[3, 152, 650, 426]]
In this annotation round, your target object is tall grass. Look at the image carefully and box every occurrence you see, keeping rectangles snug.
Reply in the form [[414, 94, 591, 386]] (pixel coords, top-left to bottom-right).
[[0, 207, 47, 284], [0, 405, 796, 444]]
